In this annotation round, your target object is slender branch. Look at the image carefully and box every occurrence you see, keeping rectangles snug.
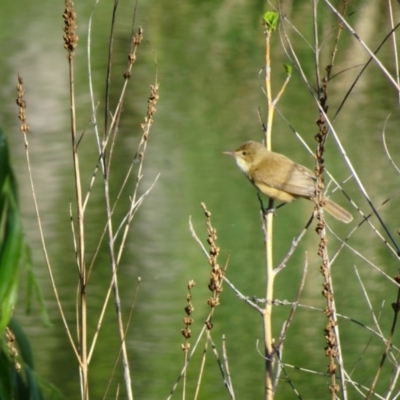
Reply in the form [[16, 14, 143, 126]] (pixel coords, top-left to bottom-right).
[[365, 281, 400, 399], [16, 74, 80, 362], [323, 0, 400, 92]]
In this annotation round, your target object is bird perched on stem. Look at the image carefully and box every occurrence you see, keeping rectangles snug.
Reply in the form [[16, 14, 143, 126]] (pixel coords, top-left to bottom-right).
[[224, 140, 352, 223]]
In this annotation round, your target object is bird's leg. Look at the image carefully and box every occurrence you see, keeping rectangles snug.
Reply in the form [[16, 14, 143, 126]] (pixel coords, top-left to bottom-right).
[[257, 193, 277, 217], [266, 198, 275, 216], [258, 193, 268, 215], [257, 192, 266, 213]]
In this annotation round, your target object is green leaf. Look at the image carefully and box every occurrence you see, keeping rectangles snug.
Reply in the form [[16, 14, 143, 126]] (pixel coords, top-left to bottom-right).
[[284, 63, 292, 75], [264, 11, 279, 32], [0, 130, 48, 400], [0, 185, 23, 333], [3, 320, 46, 400], [0, 351, 12, 400], [0, 129, 23, 334]]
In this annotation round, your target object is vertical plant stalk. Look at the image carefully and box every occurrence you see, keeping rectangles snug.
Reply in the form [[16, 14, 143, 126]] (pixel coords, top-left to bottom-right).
[[84, 26, 148, 394], [262, 12, 291, 399], [313, 2, 349, 398], [181, 280, 195, 399], [98, 25, 147, 400], [85, 22, 151, 399], [63, 2, 88, 399], [193, 203, 227, 400], [314, 74, 338, 400], [259, 12, 288, 399], [312, 19, 341, 400], [112, 79, 156, 400], [263, 15, 275, 400]]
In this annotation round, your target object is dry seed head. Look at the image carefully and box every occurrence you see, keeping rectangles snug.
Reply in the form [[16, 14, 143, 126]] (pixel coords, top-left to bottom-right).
[[329, 383, 339, 394], [184, 304, 194, 315], [128, 53, 136, 64], [327, 364, 337, 375], [181, 343, 190, 351], [133, 26, 144, 45], [6, 327, 21, 372], [205, 320, 213, 330], [323, 307, 332, 317], [207, 297, 219, 308], [183, 316, 193, 326], [181, 327, 192, 339], [63, 0, 79, 54], [16, 74, 29, 134]]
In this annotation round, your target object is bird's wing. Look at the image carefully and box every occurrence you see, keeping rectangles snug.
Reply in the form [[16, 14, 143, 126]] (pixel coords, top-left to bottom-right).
[[253, 156, 316, 198], [279, 163, 316, 197]]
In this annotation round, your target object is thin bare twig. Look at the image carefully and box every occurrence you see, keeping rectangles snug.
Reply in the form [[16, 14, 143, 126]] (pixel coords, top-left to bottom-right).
[[208, 335, 235, 399], [16, 75, 80, 361], [222, 335, 235, 399]]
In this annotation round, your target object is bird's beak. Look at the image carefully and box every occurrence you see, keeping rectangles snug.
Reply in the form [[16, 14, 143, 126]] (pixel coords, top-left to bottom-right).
[[223, 151, 235, 157]]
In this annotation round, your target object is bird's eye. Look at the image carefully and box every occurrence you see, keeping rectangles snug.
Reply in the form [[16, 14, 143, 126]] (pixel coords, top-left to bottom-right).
[[242, 151, 247, 156]]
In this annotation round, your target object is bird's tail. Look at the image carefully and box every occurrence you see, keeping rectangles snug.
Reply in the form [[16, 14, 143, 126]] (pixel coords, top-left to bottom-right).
[[323, 198, 353, 223]]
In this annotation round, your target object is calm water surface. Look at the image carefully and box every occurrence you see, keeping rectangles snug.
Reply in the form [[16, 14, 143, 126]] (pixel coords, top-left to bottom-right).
[[2, 1, 400, 398]]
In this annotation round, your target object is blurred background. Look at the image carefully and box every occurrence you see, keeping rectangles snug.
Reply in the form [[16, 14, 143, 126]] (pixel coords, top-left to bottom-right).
[[1, 0, 400, 398]]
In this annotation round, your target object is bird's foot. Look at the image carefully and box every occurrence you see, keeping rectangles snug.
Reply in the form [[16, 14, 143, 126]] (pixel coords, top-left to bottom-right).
[[263, 207, 277, 217]]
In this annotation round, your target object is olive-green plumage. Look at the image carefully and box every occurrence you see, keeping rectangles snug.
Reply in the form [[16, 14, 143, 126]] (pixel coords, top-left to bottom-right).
[[224, 141, 352, 223]]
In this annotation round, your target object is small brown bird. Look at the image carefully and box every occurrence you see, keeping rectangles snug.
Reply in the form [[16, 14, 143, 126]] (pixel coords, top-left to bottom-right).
[[224, 141, 352, 223]]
